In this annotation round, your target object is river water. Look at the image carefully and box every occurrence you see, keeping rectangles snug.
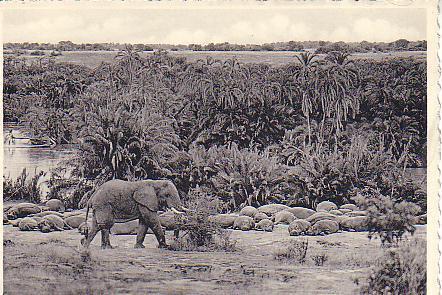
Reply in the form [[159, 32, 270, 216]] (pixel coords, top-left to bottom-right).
[[3, 127, 75, 197]]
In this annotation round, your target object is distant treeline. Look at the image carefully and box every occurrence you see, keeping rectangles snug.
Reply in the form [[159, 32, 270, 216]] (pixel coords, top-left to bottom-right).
[[4, 39, 426, 53]]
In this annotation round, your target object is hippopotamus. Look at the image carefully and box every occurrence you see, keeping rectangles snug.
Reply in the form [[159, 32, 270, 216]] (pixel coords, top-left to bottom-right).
[[233, 216, 255, 231], [38, 215, 72, 233], [45, 199, 66, 213], [274, 211, 296, 225], [18, 217, 39, 231], [307, 220, 339, 235], [316, 201, 338, 212], [208, 214, 238, 228], [239, 206, 258, 218], [255, 219, 274, 232], [288, 220, 311, 236], [7, 203, 41, 220]]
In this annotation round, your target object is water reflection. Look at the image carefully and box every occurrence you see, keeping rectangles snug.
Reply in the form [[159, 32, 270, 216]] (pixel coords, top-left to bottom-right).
[[3, 146, 74, 197]]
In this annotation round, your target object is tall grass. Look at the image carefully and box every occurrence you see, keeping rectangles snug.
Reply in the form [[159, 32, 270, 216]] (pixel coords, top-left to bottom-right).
[[3, 168, 44, 203]]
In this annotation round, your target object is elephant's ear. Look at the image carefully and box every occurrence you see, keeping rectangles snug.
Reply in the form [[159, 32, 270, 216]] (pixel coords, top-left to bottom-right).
[[133, 186, 159, 212]]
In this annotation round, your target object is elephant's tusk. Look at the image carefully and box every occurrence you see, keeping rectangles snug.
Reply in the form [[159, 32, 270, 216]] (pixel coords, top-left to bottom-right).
[[180, 206, 190, 212], [171, 207, 184, 215]]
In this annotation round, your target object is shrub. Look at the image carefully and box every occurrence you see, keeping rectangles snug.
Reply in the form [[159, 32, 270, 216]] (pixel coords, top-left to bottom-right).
[[274, 239, 308, 264], [280, 127, 424, 209], [360, 239, 426, 294], [311, 253, 328, 266], [183, 144, 296, 211], [70, 86, 180, 182], [3, 168, 44, 203], [46, 168, 94, 209], [171, 187, 236, 252], [30, 50, 45, 56], [353, 189, 420, 245], [50, 51, 62, 56]]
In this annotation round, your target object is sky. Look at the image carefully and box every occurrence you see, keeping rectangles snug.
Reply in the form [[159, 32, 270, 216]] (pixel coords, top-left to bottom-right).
[[2, 7, 426, 44]]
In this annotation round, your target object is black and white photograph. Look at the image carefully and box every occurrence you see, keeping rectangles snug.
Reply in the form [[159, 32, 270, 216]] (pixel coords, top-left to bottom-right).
[[1, 2, 439, 294]]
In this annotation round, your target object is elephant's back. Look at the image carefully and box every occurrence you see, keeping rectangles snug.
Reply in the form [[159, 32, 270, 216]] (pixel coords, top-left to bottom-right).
[[91, 180, 135, 203], [100, 179, 134, 193]]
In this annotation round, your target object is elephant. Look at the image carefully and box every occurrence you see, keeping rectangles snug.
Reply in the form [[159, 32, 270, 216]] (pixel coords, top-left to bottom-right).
[[81, 179, 188, 250]]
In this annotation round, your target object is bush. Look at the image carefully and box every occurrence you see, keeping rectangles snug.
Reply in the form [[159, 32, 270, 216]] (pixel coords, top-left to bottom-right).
[[274, 239, 308, 264], [30, 50, 45, 56], [50, 51, 62, 56], [311, 253, 328, 266], [353, 190, 420, 245], [184, 144, 296, 211], [46, 168, 93, 209], [3, 168, 44, 203], [171, 187, 236, 252], [360, 239, 426, 294], [279, 127, 424, 210]]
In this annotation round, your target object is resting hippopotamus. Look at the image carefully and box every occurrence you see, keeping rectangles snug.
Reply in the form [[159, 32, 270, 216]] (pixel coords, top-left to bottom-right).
[[7, 203, 41, 220], [38, 215, 72, 233], [18, 217, 39, 231], [274, 211, 296, 225], [233, 216, 255, 231], [239, 206, 258, 218], [255, 219, 274, 232]]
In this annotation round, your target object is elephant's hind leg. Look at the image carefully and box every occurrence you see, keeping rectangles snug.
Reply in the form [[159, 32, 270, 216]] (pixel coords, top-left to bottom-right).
[[101, 229, 113, 249], [139, 207, 167, 249], [134, 219, 148, 248], [94, 205, 114, 249], [83, 216, 99, 248]]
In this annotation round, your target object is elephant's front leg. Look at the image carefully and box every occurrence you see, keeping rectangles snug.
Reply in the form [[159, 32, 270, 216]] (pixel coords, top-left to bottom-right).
[[135, 219, 148, 248], [139, 207, 168, 249]]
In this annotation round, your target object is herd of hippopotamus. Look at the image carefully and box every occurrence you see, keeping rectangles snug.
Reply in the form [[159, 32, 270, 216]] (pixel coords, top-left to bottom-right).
[[3, 200, 427, 237], [209, 201, 427, 236]]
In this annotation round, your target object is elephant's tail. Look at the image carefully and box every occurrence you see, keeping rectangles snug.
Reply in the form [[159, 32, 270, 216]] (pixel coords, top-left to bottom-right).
[[84, 201, 90, 237]]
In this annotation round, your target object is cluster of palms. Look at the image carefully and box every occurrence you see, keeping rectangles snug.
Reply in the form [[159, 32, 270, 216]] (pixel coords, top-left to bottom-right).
[[3, 48, 426, 210]]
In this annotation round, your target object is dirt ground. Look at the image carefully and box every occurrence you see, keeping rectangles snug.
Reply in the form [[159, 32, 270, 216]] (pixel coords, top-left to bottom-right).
[[3, 223, 426, 295]]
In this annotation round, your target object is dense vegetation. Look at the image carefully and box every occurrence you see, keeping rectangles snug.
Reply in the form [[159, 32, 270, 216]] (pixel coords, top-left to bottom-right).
[[4, 39, 426, 53], [3, 47, 426, 212]]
